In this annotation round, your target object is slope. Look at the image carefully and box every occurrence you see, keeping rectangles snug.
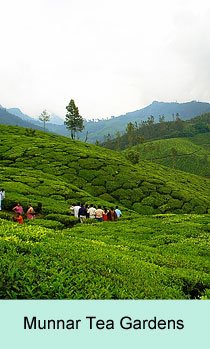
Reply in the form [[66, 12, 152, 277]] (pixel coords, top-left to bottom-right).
[[1, 124, 210, 214], [124, 133, 210, 177], [0, 107, 43, 130], [82, 100, 210, 142], [1, 214, 210, 299]]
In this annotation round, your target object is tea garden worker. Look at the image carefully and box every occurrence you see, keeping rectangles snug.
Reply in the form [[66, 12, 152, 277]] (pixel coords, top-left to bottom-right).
[[95, 205, 104, 222], [87, 204, 96, 219], [102, 207, 108, 221], [107, 207, 117, 221], [115, 206, 122, 218], [73, 203, 81, 218], [16, 213, 24, 224], [70, 204, 75, 216], [78, 204, 87, 223], [12, 203, 23, 215], [0, 188, 5, 210], [26, 205, 35, 219]]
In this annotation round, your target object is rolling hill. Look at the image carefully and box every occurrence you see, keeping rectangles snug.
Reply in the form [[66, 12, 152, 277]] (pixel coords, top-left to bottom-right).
[[124, 133, 210, 178], [2, 100, 210, 143], [1, 124, 210, 299], [82, 100, 210, 142], [1, 124, 210, 215], [0, 107, 43, 130]]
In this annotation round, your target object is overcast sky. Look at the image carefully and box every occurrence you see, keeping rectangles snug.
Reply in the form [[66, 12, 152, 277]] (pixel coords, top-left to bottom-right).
[[1, 0, 210, 120]]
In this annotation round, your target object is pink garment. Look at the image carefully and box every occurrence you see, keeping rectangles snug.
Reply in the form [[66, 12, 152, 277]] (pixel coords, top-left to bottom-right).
[[26, 207, 35, 219], [26, 213, 34, 220], [13, 205, 23, 214]]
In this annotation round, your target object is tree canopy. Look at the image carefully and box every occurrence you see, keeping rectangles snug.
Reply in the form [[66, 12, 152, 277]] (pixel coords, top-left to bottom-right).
[[39, 110, 50, 131], [65, 99, 84, 139]]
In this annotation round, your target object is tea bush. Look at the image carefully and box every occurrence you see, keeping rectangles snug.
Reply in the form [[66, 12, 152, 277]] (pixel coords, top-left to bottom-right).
[[1, 214, 210, 299], [1, 124, 210, 215]]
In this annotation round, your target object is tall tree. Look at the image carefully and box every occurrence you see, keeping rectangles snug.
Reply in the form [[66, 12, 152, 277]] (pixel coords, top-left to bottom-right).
[[65, 99, 84, 139], [39, 109, 50, 131], [126, 122, 135, 147]]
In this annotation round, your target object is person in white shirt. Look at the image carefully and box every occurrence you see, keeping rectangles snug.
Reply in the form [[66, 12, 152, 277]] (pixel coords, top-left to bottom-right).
[[73, 203, 81, 218], [0, 188, 5, 211], [87, 204, 96, 219]]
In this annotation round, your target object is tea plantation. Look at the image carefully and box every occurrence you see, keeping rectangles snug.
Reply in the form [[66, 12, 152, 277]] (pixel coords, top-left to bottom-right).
[[1, 125, 210, 215], [125, 134, 210, 177], [0, 214, 210, 299], [0, 124, 210, 299]]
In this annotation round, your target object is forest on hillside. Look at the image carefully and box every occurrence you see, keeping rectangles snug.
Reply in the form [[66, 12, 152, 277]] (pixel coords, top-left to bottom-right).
[[101, 113, 210, 150]]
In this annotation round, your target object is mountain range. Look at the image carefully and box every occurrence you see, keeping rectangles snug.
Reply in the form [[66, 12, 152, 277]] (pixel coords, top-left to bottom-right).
[[1, 100, 210, 142]]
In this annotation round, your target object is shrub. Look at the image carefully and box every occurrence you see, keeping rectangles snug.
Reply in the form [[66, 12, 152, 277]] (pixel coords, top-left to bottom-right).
[[132, 203, 156, 214], [27, 219, 64, 230], [45, 214, 79, 227]]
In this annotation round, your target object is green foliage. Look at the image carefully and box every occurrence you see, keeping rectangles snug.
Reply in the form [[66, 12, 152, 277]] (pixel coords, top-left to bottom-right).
[[102, 112, 210, 150], [124, 136, 210, 177], [1, 214, 210, 299], [125, 149, 140, 164], [65, 99, 84, 139], [39, 110, 50, 131], [27, 219, 64, 230], [45, 214, 79, 227], [1, 124, 210, 217]]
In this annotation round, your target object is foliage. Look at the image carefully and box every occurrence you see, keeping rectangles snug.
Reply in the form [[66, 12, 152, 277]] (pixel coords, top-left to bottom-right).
[[1, 214, 210, 299], [101, 112, 210, 150], [124, 135, 210, 177], [0, 125, 210, 216], [65, 99, 84, 139], [38, 110, 51, 131]]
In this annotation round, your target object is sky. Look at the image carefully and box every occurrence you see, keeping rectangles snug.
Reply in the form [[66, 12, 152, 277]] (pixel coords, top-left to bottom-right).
[[1, 0, 210, 120]]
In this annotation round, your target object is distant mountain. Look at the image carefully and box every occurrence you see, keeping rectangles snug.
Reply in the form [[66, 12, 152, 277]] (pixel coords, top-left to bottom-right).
[[3, 101, 210, 142], [49, 114, 64, 125], [7, 108, 35, 122], [7, 108, 64, 125], [82, 101, 210, 142], [7, 107, 66, 132], [0, 107, 44, 130]]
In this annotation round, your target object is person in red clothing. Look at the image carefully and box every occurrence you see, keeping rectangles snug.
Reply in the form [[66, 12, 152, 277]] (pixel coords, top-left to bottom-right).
[[102, 207, 108, 221], [16, 213, 24, 224]]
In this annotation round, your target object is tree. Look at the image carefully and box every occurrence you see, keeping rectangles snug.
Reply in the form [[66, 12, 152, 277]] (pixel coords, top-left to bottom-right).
[[39, 110, 50, 131], [65, 99, 84, 139], [126, 122, 135, 147]]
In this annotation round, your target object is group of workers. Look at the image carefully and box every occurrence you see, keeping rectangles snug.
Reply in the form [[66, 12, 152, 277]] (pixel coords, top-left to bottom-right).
[[12, 203, 35, 224], [70, 203, 122, 223], [1, 188, 122, 226]]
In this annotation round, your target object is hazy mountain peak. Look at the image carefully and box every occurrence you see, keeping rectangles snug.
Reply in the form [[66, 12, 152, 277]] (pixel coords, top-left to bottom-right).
[[49, 114, 64, 125]]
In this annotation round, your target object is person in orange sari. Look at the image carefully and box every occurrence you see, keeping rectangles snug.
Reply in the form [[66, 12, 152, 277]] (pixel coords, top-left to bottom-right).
[[16, 214, 24, 224]]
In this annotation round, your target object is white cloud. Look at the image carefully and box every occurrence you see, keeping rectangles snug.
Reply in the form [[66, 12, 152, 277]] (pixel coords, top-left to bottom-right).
[[0, 0, 210, 119]]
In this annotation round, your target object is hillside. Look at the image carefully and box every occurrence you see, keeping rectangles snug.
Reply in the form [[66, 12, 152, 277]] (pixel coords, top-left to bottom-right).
[[3, 101, 210, 143], [1, 214, 210, 299], [1, 124, 210, 300], [1, 124, 210, 215], [82, 101, 210, 142], [0, 108, 44, 130], [124, 133, 210, 177]]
